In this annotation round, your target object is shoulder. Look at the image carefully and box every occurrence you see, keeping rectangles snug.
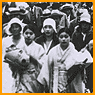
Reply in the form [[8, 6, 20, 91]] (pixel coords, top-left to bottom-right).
[[33, 41, 44, 49], [48, 44, 59, 55], [21, 34, 25, 40], [35, 35, 45, 43], [2, 36, 12, 42], [53, 35, 59, 43], [73, 25, 81, 35]]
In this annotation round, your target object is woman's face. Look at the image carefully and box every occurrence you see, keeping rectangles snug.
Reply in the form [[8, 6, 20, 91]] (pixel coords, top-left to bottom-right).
[[10, 23, 21, 36], [23, 29, 35, 45], [43, 25, 54, 37], [59, 32, 70, 47], [80, 22, 90, 33]]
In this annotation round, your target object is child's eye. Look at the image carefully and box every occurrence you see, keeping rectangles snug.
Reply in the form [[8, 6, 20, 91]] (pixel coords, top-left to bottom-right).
[[59, 35, 63, 38], [48, 25, 52, 28], [59, 35, 69, 39], [65, 35, 69, 38], [30, 33, 33, 35], [44, 25, 52, 29], [25, 32, 33, 35], [44, 26, 47, 28], [25, 32, 28, 35]]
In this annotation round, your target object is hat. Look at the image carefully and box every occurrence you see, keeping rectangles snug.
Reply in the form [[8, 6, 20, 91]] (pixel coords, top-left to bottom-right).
[[77, 8, 89, 16], [15, 2, 29, 9], [79, 13, 91, 24], [5, 7, 28, 15], [41, 18, 57, 33], [50, 9, 63, 18], [59, 3, 73, 11], [79, 8, 89, 14], [6, 18, 23, 35], [41, 9, 51, 18]]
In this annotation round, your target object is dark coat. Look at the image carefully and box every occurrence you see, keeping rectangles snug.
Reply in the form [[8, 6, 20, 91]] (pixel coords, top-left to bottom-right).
[[35, 34, 59, 55], [72, 25, 93, 51], [69, 18, 78, 37]]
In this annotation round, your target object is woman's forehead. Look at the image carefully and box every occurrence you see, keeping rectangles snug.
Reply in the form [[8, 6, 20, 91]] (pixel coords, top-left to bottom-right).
[[59, 32, 69, 36], [11, 23, 20, 26], [24, 29, 34, 33], [44, 25, 53, 27]]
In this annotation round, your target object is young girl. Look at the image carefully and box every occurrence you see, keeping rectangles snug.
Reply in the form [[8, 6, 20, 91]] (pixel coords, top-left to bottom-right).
[[35, 18, 59, 55], [37, 27, 93, 93], [16, 25, 45, 93]]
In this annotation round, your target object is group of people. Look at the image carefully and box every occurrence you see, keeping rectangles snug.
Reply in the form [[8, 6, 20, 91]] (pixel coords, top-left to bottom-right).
[[2, 2, 93, 93]]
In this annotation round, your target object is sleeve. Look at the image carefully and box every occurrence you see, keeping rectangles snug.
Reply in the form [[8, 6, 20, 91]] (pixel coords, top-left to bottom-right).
[[37, 49, 54, 88], [81, 49, 93, 63], [74, 49, 93, 66], [2, 38, 7, 58], [37, 46, 46, 65], [37, 58, 49, 87], [69, 21, 74, 37], [72, 28, 81, 51]]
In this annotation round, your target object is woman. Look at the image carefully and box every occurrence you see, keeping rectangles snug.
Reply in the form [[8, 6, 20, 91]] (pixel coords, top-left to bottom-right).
[[2, 17, 25, 93], [37, 27, 93, 93], [72, 12, 93, 52], [71, 13, 93, 92], [35, 18, 59, 55], [2, 17, 25, 56]]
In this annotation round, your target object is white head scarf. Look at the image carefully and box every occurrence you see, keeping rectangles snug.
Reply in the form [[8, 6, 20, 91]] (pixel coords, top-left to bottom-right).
[[5, 18, 26, 35], [41, 18, 57, 33], [79, 13, 91, 24]]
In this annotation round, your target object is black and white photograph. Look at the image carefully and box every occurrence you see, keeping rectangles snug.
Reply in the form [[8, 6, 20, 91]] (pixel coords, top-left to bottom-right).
[[2, 2, 93, 93]]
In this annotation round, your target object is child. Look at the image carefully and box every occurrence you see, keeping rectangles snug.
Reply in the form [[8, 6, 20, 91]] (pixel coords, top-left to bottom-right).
[[37, 27, 93, 93], [18, 25, 46, 93]]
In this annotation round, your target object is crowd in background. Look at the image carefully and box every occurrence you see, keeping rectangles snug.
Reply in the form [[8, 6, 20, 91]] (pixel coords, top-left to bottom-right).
[[2, 2, 93, 93]]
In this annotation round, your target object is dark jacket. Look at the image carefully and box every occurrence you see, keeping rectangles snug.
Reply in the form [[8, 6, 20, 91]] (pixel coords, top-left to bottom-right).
[[72, 25, 93, 51], [35, 34, 59, 55], [69, 18, 78, 37]]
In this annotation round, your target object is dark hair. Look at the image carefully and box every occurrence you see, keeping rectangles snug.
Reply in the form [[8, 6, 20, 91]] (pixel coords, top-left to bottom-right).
[[23, 25, 35, 34], [58, 27, 70, 37], [9, 23, 22, 33]]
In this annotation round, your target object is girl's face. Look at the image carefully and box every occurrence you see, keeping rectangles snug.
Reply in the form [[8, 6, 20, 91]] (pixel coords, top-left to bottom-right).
[[59, 32, 70, 47], [10, 23, 21, 36], [43, 25, 54, 37], [23, 29, 35, 45], [80, 22, 90, 33]]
